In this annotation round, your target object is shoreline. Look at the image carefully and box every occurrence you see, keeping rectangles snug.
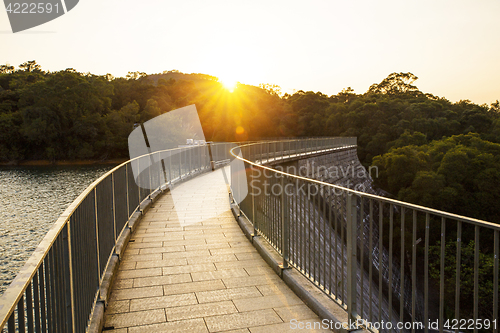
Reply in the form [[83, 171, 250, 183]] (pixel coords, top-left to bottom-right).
[[0, 159, 128, 166]]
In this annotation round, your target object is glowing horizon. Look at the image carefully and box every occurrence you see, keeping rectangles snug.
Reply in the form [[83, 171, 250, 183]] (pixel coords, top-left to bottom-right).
[[1, 0, 499, 105]]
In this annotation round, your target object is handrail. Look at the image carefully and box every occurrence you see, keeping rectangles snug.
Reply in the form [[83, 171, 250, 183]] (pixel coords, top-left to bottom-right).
[[0, 142, 233, 332], [230, 139, 500, 333]]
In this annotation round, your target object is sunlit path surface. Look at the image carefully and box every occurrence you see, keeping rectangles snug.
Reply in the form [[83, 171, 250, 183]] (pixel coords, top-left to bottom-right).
[[104, 167, 329, 333]]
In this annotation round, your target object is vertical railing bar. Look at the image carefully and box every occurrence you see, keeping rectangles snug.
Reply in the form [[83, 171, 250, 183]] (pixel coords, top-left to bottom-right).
[[94, 188, 101, 284], [473, 225, 479, 333], [52, 239, 61, 332], [33, 272, 40, 333], [328, 187, 333, 296], [389, 204, 394, 333], [494, 230, 499, 333], [360, 196, 364, 319], [379, 201, 384, 322], [17, 295, 25, 333], [455, 221, 462, 333], [400, 207, 405, 326], [7, 313, 14, 333], [313, 181, 317, 283], [302, 179, 306, 275], [125, 164, 130, 219], [439, 217, 446, 333], [271, 172, 275, 248], [341, 192, 345, 304], [63, 222, 75, 333], [346, 193, 357, 320], [411, 210, 417, 333], [292, 176, 297, 267], [368, 199, 373, 323], [251, 167, 256, 236], [308, 180, 312, 278], [40, 261, 46, 332], [44, 256, 51, 333], [26, 283, 33, 333], [322, 184, 326, 290], [281, 175, 289, 268], [335, 189, 339, 299], [424, 213, 429, 333]]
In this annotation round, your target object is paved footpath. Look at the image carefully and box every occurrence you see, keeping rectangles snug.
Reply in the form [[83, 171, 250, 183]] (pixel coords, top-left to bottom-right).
[[104, 167, 330, 333]]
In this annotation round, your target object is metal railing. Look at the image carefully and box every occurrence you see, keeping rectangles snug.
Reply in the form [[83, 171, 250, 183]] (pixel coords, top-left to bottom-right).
[[230, 138, 500, 333], [0, 142, 234, 332]]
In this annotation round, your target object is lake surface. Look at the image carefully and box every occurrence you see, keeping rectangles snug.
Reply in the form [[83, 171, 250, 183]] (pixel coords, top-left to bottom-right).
[[0, 164, 117, 296]]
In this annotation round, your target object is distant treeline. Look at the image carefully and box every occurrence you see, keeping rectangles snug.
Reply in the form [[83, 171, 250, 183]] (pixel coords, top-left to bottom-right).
[[1, 62, 500, 222]]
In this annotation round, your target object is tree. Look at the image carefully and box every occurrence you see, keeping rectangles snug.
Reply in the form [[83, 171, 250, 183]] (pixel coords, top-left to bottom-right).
[[0, 64, 15, 74], [19, 60, 42, 73], [368, 72, 420, 95], [126, 71, 147, 80]]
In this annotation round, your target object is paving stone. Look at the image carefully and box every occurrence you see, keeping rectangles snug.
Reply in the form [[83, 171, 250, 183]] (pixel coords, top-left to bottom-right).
[[184, 232, 225, 240], [104, 308, 165, 329], [222, 275, 282, 289], [134, 231, 167, 237], [229, 241, 254, 247], [187, 254, 238, 264], [133, 273, 191, 287], [233, 294, 304, 312], [165, 300, 238, 321], [206, 237, 248, 245], [248, 320, 331, 333], [129, 292, 197, 311], [205, 309, 283, 332], [105, 300, 130, 314], [163, 279, 226, 296], [162, 249, 210, 259], [185, 243, 231, 251], [256, 284, 298, 298], [133, 234, 185, 243], [196, 286, 261, 303], [128, 318, 208, 333], [138, 245, 185, 254], [191, 268, 249, 282], [273, 304, 318, 322], [162, 239, 208, 247], [121, 253, 163, 262], [235, 252, 266, 261], [135, 258, 188, 269], [244, 266, 277, 277], [102, 329, 127, 333], [116, 267, 162, 280], [109, 286, 163, 301], [209, 247, 256, 255], [215, 259, 270, 270], [127, 241, 163, 249], [117, 262, 136, 270], [162, 263, 216, 275], [113, 278, 134, 289], [123, 248, 140, 255]]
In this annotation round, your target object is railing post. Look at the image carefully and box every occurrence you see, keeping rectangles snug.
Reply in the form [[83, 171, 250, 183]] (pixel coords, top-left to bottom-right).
[[281, 175, 289, 268], [251, 167, 256, 236], [346, 193, 357, 321], [63, 224, 75, 333], [179, 149, 182, 180]]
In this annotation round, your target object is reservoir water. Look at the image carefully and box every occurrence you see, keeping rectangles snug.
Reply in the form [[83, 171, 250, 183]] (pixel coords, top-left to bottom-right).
[[0, 164, 116, 296]]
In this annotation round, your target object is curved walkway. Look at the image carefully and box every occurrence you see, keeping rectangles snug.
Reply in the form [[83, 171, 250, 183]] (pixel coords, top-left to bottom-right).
[[104, 167, 330, 333]]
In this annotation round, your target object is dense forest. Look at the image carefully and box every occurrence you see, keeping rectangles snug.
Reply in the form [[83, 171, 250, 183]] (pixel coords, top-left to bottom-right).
[[1, 61, 500, 223]]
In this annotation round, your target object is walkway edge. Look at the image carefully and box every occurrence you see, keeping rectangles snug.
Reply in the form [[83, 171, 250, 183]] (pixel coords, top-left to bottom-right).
[[231, 204, 369, 333], [89, 187, 165, 333]]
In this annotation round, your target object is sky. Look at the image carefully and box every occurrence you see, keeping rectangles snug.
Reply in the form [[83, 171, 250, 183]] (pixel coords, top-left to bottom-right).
[[1, 0, 500, 105]]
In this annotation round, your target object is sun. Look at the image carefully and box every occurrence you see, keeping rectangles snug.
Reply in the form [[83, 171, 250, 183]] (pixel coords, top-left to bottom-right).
[[218, 75, 238, 92]]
